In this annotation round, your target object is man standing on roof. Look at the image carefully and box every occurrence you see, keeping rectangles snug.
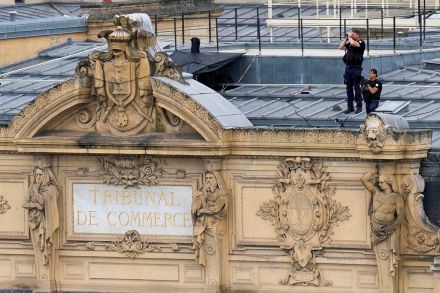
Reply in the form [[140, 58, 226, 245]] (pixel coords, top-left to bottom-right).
[[339, 29, 365, 114], [362, 69, 382, 114]]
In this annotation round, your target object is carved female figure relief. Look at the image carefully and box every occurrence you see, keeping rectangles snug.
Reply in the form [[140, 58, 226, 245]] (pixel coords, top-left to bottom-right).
[[23, 158, 59, 280]]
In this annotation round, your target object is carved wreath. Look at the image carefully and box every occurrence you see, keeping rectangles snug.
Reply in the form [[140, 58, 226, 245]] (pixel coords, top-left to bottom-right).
[[106, 230, 159, 259], [97, 156, 165, 188], [257, 157, 351, 286]]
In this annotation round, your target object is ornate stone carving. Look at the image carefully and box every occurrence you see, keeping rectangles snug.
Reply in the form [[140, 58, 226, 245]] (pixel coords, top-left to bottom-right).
[[106, 230, 159, 258], [361, 164, 404, 292], [257, 157, 351, 287], [97, 156, 165, 188], [154, 52, 187, 84], [22, 157, 59, 280], [0, 195, 11, 214], [402, 174, 440, 254], [360, 115, 389, 154], [192, 160, 227, 267]]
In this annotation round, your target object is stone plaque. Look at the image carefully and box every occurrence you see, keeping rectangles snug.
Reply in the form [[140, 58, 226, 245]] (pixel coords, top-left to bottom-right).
[[73, 184, 192, 236]]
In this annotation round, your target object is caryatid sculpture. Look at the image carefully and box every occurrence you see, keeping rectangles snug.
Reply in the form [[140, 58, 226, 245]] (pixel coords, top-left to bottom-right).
[[361, 165, 404, 292], [23, 158, 59, 280]]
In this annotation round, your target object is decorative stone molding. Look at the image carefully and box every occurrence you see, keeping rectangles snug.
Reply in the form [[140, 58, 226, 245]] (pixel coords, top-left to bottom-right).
[[22, 157, 59, 280], [97, 156, 165, 188], [402, 174, 440, 254], [0, 195, 10, 214], [106, 230, 159, 258], [154, 51, 187, 84], [257, 157, 351, 287]]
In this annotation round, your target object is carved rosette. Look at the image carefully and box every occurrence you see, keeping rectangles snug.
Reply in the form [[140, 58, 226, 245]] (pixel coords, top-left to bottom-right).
[[106, 230, 159, 258], [257, 157, 351, 287], [0, 195, 11, 214], [402, 174, 440, 254], [97, 156, 165, 188]]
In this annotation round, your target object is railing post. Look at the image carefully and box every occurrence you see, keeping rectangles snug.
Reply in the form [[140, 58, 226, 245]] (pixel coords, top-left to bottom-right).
[[216, 17, 219, 52], [209, 10, 212, 43], [380, 7, 384, 39], [257, 6, 261, 53], [423, 0, 426, 40], [154, 15, 158, 36], [418, 0, 422, 48], [366, 18, 370, 55], [393, 16, 396, 52], [297, 6, 301, 39], [174, 17, 177, 50], [339, 6, 342, 39], [343, 18, 346, 36], [181, 12, 185, 45], [301, 18, 304, 56], [234, 8, 238, 41]]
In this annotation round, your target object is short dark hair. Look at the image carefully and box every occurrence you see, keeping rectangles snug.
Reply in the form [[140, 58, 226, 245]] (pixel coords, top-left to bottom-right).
[[370, 68, 378, 75], [352, 29, 361, 36]]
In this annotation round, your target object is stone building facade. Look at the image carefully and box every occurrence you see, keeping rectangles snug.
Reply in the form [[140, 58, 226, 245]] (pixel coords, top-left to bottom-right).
[[0, 13, 438, 293]]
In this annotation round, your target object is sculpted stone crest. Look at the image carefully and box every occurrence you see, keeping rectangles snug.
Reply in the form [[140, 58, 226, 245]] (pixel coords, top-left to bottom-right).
[[257, 157, 351, 287], [78, 13, 186, 137], [23, 157, 59, 280], [106, 230, 159, 259]]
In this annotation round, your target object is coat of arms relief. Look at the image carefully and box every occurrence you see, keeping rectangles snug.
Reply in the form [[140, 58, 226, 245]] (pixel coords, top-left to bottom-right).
[[77, 14, 186, 137], [257, 157, 351, 286]]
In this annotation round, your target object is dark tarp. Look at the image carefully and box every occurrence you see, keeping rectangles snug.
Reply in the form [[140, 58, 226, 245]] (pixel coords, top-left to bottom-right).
[[169, 50, 244, 75]]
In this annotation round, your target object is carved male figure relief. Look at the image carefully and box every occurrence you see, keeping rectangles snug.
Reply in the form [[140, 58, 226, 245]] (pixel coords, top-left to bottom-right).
[[362, 165, 404, 292], [192, 170, 227, 266], [23, 159, 59, 280]]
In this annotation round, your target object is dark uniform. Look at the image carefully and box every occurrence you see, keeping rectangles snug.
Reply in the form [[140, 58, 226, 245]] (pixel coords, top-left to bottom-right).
[[363, 79, 382, 114], [343, 40, 365, 112]]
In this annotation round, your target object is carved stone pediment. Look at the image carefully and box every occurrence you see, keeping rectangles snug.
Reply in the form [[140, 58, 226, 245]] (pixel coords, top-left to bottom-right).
[[257, 157, 351, 287]]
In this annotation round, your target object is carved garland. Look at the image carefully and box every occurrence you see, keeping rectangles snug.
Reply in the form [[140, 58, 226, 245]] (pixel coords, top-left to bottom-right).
[[0, 195, 11, 214], [106, 230, 160, 258], [257, 157, 351, 287], [97, 156, 165, 188]]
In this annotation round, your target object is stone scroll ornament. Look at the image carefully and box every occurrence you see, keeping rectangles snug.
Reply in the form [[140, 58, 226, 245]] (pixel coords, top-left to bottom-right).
[[22, 157, 59, 280], [401, 174, 440, 254], [192, 161, 228, 267], [97, 156, 165, 188], [257, 157, 351, 287], [106, 230, 159, 259], [76, 13, 186, 137], [361, 164, 404, 292]]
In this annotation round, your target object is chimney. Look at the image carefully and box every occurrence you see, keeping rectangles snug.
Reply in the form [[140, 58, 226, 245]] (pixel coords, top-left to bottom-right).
[[9, 11, 17, 22], [191, 37, 200, 54]]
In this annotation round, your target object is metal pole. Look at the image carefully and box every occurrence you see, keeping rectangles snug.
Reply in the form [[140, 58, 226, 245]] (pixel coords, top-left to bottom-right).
[[418, 0, 422, 48], [257, 6, 261, 53], [297, 6, 301, 39], [380, 8, 384, 39], [234, 8, 238, 41], [301, 18, 304, 56], [366, 18, 370, 55], [173, 18, 177, 50], [154, 15, 158, 36], [181, 13, 185, 45], [343, 18, 346, 35], [216, 18, 219, 52], [339, 7, 342, 39], [208, 10, 212, 43], [393, 16, 396, 52], [423, 0, 426, 40]]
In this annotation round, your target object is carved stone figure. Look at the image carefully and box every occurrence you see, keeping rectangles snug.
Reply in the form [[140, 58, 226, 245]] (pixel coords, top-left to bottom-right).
[[192, 164, 227, 267], [23, 158, 59, 280], [361, 165, 404, 292], [0, 195, 10, 214], [360, 114, 389, 154], [258, 157, 351, 287]]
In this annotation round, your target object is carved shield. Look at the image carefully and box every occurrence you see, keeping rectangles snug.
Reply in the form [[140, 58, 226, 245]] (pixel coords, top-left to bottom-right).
[[103, 60, 136, 107]]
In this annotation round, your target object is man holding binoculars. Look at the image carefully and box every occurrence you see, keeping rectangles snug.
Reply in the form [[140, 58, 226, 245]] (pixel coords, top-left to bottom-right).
[[339, 29, 365, 114]]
